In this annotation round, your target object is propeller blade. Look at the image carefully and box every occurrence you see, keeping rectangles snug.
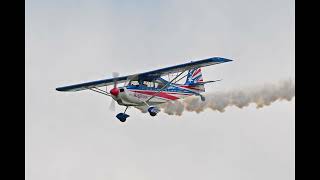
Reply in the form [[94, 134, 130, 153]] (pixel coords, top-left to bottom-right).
[[109, 99, 116, 111], [112, 72, 120, 88], [112, 72, 119, 77]]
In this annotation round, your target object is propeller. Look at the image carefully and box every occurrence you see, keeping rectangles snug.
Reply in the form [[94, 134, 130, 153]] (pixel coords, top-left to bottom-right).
[[108, 72, 120, 111], [112, 72, 120, 88], [110, 72, 120, 96], [109, 100, 116, 111]]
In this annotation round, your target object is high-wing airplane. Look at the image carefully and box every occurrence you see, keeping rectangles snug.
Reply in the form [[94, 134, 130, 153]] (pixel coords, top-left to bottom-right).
[[56, 57, 233, 122]]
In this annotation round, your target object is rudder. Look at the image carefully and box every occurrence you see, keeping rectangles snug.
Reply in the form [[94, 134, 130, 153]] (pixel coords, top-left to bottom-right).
[[184, 68, 205, 92], [185, 68, 204, 85]]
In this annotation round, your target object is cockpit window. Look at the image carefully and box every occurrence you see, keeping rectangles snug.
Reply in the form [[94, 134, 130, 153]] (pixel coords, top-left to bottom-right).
[[129, 80, 139, 86], [154, 80, 165, 88], [143, 81, 153, 87], [128, 80, 163, 88]]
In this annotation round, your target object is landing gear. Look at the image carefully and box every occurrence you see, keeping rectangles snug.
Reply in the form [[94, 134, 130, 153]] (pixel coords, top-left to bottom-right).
[[116, 113, 129, 122], [200, 95, 206, 101], [148, 106, 160, 116], [116, 106, 129, 122]]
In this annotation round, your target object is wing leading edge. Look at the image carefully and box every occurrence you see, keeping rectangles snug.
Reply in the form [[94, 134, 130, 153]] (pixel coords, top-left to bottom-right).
[[56, 57, 233, 92], [56, 76, 128, 92]]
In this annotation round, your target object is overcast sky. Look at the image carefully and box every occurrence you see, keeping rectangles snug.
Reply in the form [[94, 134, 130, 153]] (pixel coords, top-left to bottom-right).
[[26, 0, 295, 180]]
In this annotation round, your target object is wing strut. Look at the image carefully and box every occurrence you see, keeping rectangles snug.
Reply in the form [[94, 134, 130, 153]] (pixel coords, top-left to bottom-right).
[[87, 87, 111, 97], [146, 70, 186, 102], [173, 73, 188, 84]]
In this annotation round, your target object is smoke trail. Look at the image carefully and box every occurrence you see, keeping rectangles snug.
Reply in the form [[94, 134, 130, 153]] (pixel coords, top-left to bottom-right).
[[159, 79, 295, 116]]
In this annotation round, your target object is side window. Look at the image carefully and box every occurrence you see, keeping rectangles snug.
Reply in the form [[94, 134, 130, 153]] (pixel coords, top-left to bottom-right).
[[157, 83, 164, 89], [142, 81, 149, 86], [130, 80, 139, 86], [143, 81, 153, 88], [154, 82, 159, 88]]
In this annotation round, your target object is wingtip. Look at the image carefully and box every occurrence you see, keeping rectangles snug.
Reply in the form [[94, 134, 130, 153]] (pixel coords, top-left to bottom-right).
[[56, 87, 64, 91], [206, 57, 233, 63], [218, 57, 233, 62]]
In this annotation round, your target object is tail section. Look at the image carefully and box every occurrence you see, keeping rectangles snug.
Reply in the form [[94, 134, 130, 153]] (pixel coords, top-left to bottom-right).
[[183, 68, 205, 92], [185, 68, 204, 85]]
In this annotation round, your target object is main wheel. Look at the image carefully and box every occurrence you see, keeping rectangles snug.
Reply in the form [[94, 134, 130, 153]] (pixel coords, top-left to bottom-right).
[[119, 117, 126, 122], [148, 107, 160, 116], [149, 112, 157, 116], [116, 113, 129, 122]]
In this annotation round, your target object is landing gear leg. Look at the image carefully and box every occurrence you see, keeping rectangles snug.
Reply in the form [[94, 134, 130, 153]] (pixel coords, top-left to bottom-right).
[[200, 95, 206, 101], [116, 106, 130, 122], [124, 106, 128, 113]]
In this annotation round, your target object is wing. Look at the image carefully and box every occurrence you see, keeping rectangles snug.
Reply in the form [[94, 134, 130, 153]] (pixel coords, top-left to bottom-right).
[[136, 57, 232, 81], [56, 76, 129, 92], [56, 57, 232, 92]]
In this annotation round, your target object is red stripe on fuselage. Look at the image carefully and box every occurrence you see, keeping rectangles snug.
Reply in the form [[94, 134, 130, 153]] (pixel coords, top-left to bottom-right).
[[131, 90, 179, 100]]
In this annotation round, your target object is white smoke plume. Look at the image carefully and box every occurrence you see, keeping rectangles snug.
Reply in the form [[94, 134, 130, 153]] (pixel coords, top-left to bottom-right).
[[159, 79, 295, 116]]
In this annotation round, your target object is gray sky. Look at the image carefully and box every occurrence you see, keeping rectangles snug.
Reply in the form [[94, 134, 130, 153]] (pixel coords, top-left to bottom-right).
[[26, 0, 295, 180]]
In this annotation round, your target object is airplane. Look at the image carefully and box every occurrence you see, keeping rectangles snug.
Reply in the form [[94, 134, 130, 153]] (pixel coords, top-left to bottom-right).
[[56, 57, 233, 122]]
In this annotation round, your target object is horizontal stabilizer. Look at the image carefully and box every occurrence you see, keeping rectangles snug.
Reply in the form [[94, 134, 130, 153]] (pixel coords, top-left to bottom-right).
[[188, 79, 222, 86]]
